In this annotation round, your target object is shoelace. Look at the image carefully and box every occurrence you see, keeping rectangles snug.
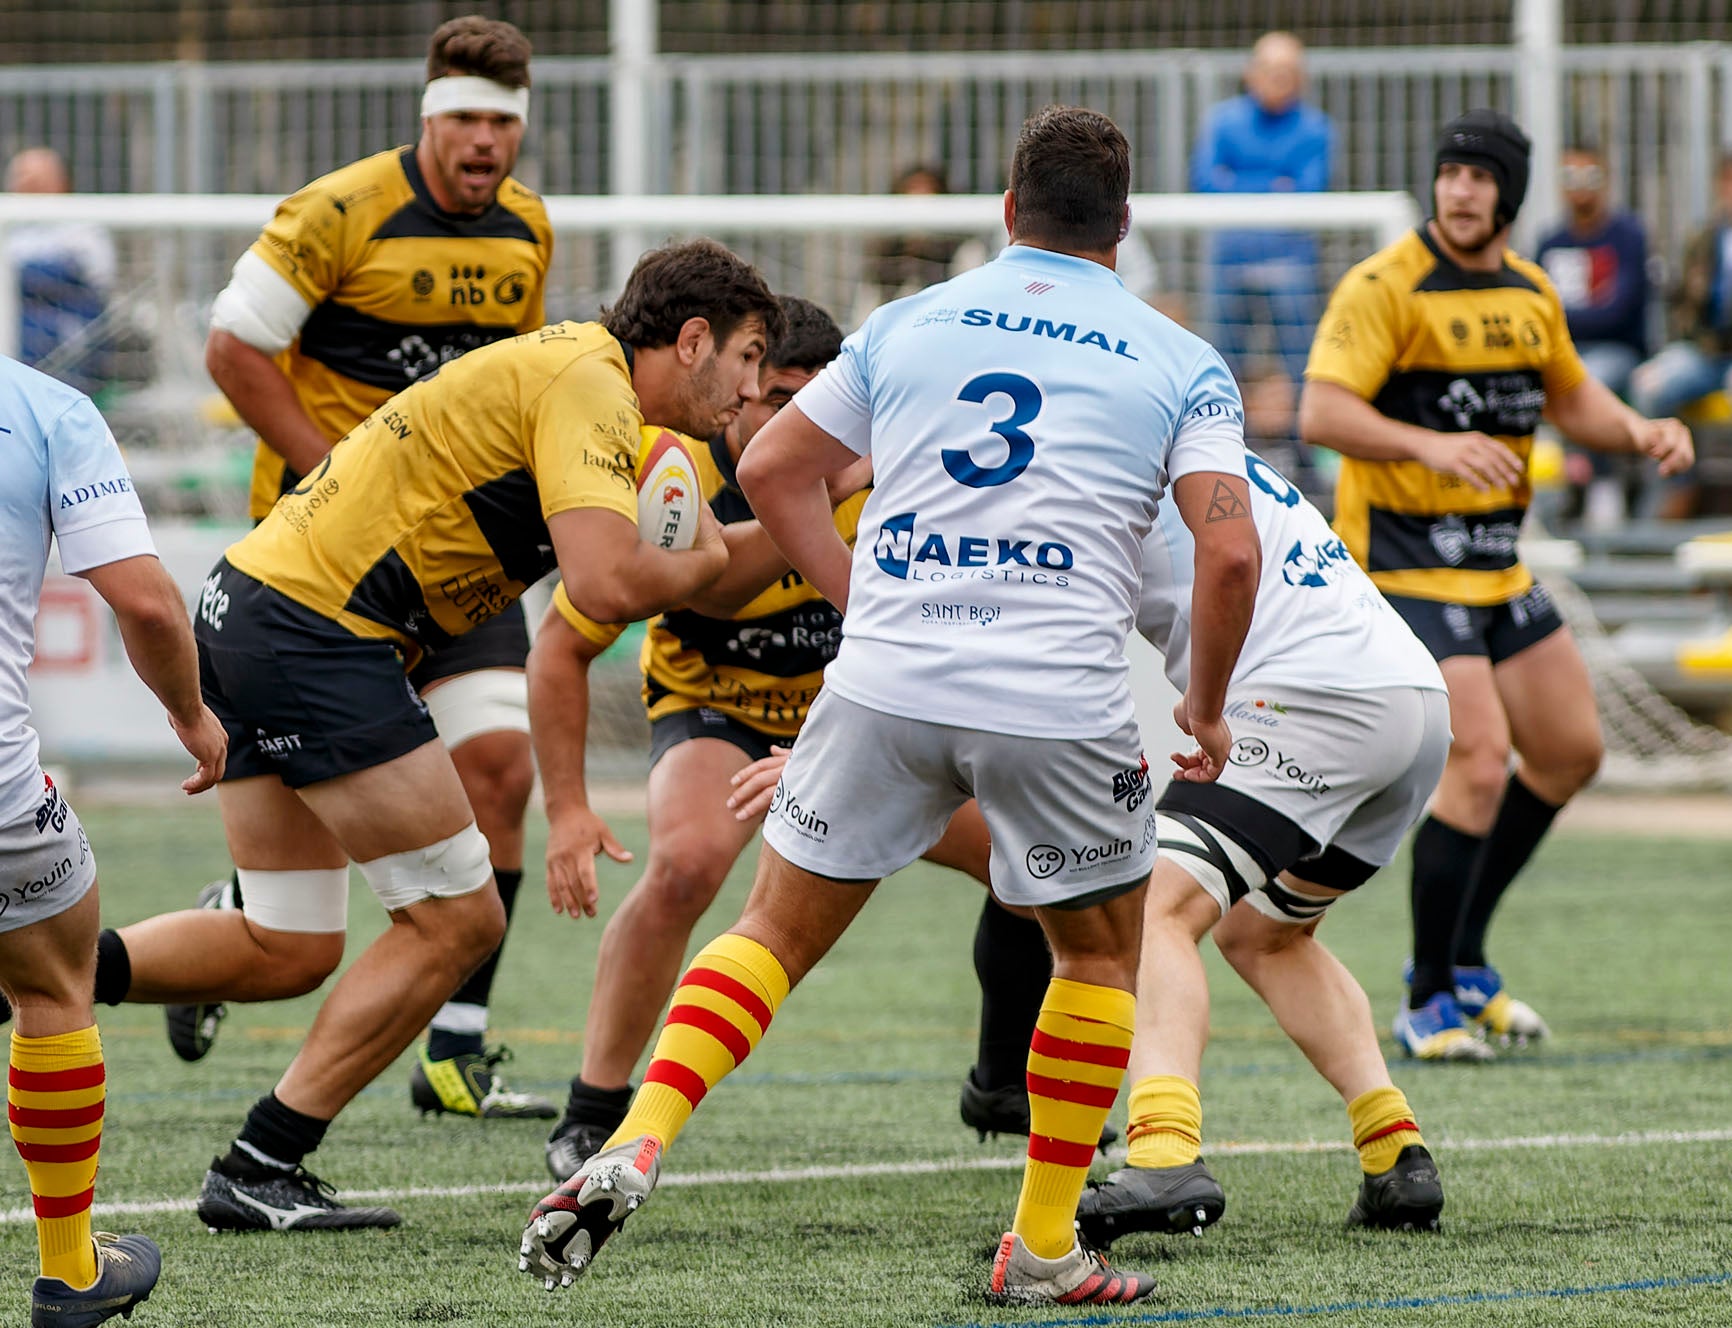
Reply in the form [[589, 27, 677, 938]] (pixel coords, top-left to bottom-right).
[[91, 1234, 132, 1267], [281, 1167, 339, 1202]]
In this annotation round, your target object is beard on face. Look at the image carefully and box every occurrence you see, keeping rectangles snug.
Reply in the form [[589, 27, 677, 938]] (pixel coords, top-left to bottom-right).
[[1448, 214, 1499, 254], [667, 351, 734, 440]]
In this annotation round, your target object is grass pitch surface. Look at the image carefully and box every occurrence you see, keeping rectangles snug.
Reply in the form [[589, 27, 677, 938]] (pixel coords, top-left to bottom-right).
[[2, 805, 1728, 1326]]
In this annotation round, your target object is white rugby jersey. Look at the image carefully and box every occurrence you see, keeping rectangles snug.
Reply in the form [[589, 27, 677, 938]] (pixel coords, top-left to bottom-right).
[[1137, 452, 1445, 697], [794, 244, 1248, 739], [0, 357, 154, 822]]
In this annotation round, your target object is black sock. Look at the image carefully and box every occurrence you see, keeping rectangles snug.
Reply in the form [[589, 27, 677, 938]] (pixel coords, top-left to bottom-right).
[[224, 1093, 330, 1174], [1408, 816, 1484, 1007], [560, 1078, 633, 1132], [1455, 776, 1560, 968], [971, 896, 1052, 1090], [93, 929, 131, 1007], [426, 868, 523, 1061]]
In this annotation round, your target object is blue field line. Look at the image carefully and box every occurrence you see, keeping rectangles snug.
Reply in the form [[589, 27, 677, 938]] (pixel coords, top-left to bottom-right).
[[947, 1270, 1732, 1328]]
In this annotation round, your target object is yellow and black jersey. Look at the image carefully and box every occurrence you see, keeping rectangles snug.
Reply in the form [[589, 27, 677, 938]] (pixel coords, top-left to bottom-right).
[[555, 431, 869, 739], [1306, 226, 1587, 605], [227, 321, 640, 659], [246, 146, 552, 520]]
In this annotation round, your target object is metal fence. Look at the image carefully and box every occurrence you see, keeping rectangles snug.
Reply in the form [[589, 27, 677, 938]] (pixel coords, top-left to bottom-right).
[[0, 43, 1728, 263]]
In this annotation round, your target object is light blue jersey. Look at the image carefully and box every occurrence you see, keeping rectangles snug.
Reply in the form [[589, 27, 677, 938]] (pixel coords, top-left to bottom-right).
[[794, 243, 1247, 738], [0, 357, 153, 822]]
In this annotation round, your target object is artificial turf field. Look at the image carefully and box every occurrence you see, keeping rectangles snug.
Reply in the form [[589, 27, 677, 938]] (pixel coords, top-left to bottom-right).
[[3, 803, 1728, 1327]]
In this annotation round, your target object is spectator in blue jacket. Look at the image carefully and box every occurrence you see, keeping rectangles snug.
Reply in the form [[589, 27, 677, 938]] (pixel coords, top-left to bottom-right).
[[1536, 144, 1652, 524], [1191, 31, 1333, 384]]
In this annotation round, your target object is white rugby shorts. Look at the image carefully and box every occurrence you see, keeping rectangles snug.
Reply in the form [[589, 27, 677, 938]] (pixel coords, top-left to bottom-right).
[[1169, 681, 1451, 874], [0, 774, 97, 934], [762, 690, 1156, 908]]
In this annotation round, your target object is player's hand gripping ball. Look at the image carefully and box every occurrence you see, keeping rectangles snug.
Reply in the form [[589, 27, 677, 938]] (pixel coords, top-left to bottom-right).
[[636, 426, 702, 551]]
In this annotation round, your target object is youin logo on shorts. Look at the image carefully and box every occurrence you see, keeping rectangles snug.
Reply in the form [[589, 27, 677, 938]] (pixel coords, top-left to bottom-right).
[[1112, 756, 1150, 812], [1025, 844, 1065, 879], [1230, 737, 1270, 767]]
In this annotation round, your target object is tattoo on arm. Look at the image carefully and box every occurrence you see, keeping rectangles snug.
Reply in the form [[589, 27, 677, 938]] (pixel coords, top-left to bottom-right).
[[1205, 479, 1249, 523]]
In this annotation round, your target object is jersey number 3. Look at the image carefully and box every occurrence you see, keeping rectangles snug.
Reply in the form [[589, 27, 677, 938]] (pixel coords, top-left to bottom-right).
[[944, 372, 1041, 488]]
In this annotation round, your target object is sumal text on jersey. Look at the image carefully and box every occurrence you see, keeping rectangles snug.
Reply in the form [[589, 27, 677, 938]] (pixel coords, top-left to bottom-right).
[[956, 309, 1138, 359]]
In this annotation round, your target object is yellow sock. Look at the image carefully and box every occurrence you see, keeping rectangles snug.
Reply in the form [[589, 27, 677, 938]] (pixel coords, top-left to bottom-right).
[[1011, 978, 1135, 1259], [1347, 1085, 1424, 1175], [1125, 1074, 1202, 1169], [606, 933, 790, 1153], [9, 1027, 104, 1287]]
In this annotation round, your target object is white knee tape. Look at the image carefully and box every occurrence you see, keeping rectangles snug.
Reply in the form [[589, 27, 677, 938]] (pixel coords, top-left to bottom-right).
[[236, 867, 351, 934], [359, 823, 493, 912], [421, 669, 528, 749], [1157, 812, 1268, 917], [1245, 879, 1340, 925]]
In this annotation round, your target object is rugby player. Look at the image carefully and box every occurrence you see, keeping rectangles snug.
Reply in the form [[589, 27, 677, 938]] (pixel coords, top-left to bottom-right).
[[530, 296, 1005, 1181], [105, 239, 778, 1231], [730, 450, 1455, 1238], [182, 16, 555, 1116], [518, 106, 1262, 1307], [1299, 111, 1692, 1059], [1, 354, 226, 1325]]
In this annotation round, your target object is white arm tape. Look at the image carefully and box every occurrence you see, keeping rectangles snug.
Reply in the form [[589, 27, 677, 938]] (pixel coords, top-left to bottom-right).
[[210, 250, 315, 356]]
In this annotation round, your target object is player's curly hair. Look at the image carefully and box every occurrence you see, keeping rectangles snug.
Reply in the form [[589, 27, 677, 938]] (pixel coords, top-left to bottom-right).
[[1009, 105, 1130, 252], [767, 295, 842, 372], [602, 239, 786, 352], [427, 16, 532, 89]]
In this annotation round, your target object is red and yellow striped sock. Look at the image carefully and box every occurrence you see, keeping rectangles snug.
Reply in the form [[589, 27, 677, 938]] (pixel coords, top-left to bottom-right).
[[9, 1027, 104, 1287], [1012, 977, 1135, 1259], [605, 932, 790, 1152], [1125, 1074, 1203, 1169], [1347, 1085, 1424, 1175]]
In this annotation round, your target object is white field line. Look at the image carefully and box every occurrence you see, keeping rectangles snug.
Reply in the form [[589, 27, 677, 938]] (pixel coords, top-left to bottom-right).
[[2, 1126, 1729, 1228]]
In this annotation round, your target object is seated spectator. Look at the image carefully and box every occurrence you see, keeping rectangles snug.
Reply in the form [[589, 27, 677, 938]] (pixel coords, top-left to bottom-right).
[[1536, 144, 1652, 525], [3, 147, 116, 397], [1629, 151, 1732, 518], [1191, 31, 1333, 383]]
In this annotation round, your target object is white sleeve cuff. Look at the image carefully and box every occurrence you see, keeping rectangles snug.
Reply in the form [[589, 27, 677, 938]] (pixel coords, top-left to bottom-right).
[[56, 515, 158, 575], [790, 372, 872, 455], [1167, 419, 1249, 483], [209, 250, 315, 355]]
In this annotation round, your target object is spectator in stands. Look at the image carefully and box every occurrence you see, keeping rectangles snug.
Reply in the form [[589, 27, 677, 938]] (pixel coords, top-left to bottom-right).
[[2, 148, 116, 398], [1536, 144, 1652, 525], [850, 164, 967, 326], [1628, 150, 1732, 517], [866, 161, 1163, 327], [1191, 31, 1333, 384]]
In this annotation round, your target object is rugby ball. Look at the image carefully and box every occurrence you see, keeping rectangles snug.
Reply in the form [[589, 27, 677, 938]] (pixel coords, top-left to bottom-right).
[[636, 426, 701, 551]]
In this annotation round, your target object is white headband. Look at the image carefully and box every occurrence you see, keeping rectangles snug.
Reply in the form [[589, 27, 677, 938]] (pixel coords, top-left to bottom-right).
[[421, 75, 529, 120]]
